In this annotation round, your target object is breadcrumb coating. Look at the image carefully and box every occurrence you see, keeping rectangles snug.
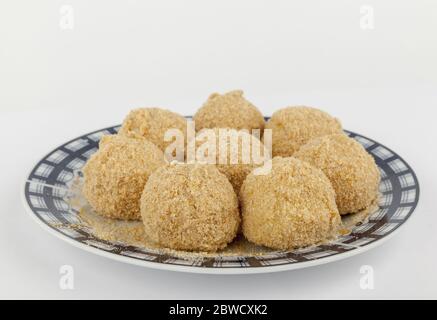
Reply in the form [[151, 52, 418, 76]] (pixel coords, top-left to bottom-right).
[[140, 163, 240, 252], [82, 135, 166, 220], [240, 157, 341, 250], [118, 107, 187, 153], [295, 134, 380, 215], [192, 128, 267, 194], [194, 90, 265, 132], [265, 106, 342, 157]]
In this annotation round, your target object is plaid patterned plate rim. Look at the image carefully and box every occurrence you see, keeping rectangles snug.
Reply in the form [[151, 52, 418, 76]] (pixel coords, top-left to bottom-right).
[[22, 123, 420, 274]]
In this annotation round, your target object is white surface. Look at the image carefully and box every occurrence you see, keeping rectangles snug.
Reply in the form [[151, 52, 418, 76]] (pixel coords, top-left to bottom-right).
[[1, 0, 436, 299]]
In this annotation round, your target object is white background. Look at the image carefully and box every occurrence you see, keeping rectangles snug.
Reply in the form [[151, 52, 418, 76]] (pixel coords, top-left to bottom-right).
[[0, 0, 436, 299]]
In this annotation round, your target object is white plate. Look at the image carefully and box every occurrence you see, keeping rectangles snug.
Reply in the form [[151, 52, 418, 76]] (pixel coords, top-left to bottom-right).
[[23, 124, 420, 274]]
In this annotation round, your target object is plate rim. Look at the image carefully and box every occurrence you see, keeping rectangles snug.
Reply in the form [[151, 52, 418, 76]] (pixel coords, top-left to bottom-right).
[[22, 125, 421, 275]]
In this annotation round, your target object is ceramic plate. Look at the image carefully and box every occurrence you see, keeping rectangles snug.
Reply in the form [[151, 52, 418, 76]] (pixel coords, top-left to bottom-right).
[[23, 122, 420, 274]]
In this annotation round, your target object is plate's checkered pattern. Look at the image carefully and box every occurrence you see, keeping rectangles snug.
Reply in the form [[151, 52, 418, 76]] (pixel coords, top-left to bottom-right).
[[24, 124, 420, 269]]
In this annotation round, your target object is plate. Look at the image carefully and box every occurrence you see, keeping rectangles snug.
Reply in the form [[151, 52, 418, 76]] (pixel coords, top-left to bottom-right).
[[23, 123, 420, 274]]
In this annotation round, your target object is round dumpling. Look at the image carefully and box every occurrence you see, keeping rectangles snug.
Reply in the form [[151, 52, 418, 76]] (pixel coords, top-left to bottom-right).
[[83, 135, 165, 220], [118, 107, 187, 156], [241, 157, 341, 250], [194, 90, 265, 132], [141, 163, 240, 252], [191, 128, 268, 193], [265, 106, 342, 157], [295, 134, 380, 215]]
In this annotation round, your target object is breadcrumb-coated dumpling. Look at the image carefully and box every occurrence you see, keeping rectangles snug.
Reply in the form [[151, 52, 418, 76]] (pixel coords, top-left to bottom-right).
[[83, 135, 166, 220], [295, 134, 380, 215], [140, 163, 240, 252], [192, 128, 268, 194], [265, 106, 342, 157], [241, 157, 341, 250], [194, 90, 265, 132], [118, 107, 187, 153]]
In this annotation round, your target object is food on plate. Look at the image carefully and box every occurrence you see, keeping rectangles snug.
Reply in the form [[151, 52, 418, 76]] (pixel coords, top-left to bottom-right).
[[191, 128, 268, 193], [240, 157, 341, 250], [118, 107, 187, 158], [194, 90, 265, 133], [140, 163, 240, 252], [265, 106, 342, 157], [79, 95, 380, 255], [295, 133, 381, 215], [82, 135, 165, 220]]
